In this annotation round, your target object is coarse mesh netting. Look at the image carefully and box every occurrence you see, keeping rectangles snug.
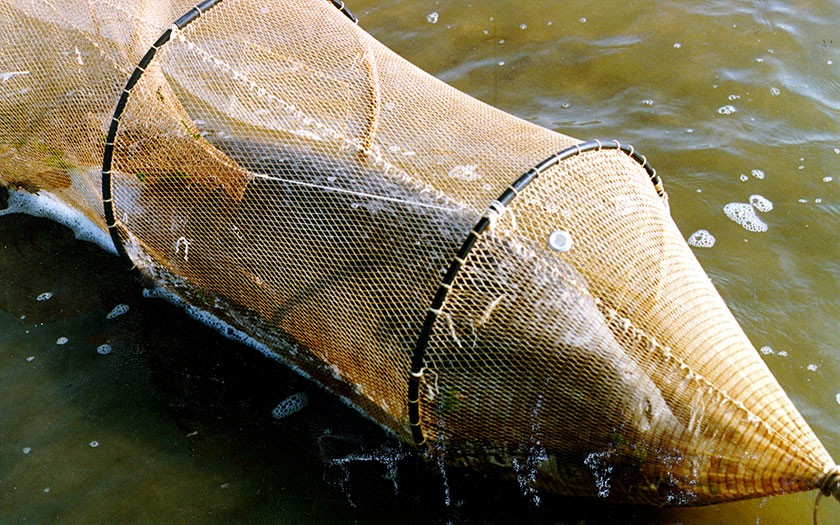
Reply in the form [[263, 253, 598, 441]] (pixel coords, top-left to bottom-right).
[[1, 0, 837, 506]]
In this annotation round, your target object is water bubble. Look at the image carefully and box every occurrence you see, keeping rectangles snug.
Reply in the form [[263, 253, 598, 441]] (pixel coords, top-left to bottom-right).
[[56, 337, 69, 345], [749, 195, 773, 212], [106, 304, 130, 319], [26, 355, 35, 362], [806, 364, 819, 372], [824, 176, 834, 182], [579, 17, 587, 23], [728, 94, 741, 101], [36, 292, 52, 301], [673, 42, 682, 48], [778, 350, 789, 357], [739, 174, 749, 182], [687, 229, 716, 248], [426, 11, 438, 24], [519, 23, 527, 30], [834, 148, 840, 154], [584, 451, 613, 497], [548, 230, 573, 252], [770, 87, 780, 96], [641, 99, 654, 106], [724, 203, 768, 232], [717, 105, 737, 115], [43, 487, 50, 494], [89, 440, 100, 448], [23, 447, 31, 454], [815, 198, 823, 204], [836, 393, 840, 405], [750, 169, 765, 179], [97, 344, 112, 355], [759, 346, 774, 355], [272, 392, 308, 419], [498, 61, 505, 66]]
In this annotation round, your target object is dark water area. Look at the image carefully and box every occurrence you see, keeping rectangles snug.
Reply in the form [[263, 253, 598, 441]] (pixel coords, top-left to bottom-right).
[[2, 0, 839, 523]]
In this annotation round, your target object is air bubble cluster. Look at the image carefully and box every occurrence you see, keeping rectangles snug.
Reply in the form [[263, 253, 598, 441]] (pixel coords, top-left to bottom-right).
[[748, 194, 773, 212], [271, 392, 308, 419], [723, 203, 767, 232], [106, 304, 130, 319], [687, 229, 716, 248]]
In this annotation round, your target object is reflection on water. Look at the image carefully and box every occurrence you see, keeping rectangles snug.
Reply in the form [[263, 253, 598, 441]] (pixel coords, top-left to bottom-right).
[[1, 0, 838, 523]]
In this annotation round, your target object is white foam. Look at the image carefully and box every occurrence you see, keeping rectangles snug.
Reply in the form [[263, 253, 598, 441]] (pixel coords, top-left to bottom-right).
[[724, 203, 768, 232], [759, 346, 774, 355], [97, 344, 112, 355], [56, 337, 69, 345], [36, 292, 53, 302], [271, 392, 308, 419], [0, 188, 115, 254], [806, 364, 818, 372], [749, 195, 773, 212], [687, 229, 716, 248], [105, 304, 130, 319], [750, 169, 765, 180]]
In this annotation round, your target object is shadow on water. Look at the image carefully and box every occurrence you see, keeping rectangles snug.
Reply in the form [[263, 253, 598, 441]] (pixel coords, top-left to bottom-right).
[[0, 213, 675, 524]]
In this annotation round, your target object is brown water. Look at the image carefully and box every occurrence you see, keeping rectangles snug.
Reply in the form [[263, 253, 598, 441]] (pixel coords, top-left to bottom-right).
[[1, 0, 838, 523]]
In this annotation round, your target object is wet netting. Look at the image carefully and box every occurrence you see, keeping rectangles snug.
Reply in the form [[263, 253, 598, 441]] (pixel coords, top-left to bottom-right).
[[1, 0, 837, 506]]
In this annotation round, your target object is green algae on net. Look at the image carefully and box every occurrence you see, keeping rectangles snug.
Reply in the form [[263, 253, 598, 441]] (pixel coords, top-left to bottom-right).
[[0, 0, 838, 508]]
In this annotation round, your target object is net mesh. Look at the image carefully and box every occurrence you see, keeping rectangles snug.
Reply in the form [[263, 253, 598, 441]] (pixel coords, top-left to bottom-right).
[[1, 0, 836, 505]]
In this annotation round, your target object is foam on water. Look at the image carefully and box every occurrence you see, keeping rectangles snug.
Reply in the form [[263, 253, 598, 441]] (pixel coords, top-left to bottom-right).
[[56, 337, 69, 345], [723, 203, 768, 232], [105, 304, 130, 319], [97, 344, 112, 355], [0, 188, 115, 254], [749, 195, 773, 212], [687, 229, 716, 248], [271, 392, 308, 419], [36, 292, 53, 302]]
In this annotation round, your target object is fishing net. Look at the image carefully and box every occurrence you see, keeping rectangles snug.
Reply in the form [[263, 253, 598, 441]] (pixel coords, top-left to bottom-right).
[[1, 0, 837, 506]]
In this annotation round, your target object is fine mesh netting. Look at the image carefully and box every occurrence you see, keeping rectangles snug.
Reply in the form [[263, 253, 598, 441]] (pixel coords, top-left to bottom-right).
[[1, 0, 837, 505]]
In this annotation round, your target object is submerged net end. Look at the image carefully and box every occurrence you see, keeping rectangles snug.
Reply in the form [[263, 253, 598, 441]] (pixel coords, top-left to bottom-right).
[[819, 464, 840, 502]]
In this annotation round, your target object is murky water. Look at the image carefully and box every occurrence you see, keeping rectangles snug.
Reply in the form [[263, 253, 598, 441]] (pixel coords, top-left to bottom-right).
[[1, 0, 838, 523]]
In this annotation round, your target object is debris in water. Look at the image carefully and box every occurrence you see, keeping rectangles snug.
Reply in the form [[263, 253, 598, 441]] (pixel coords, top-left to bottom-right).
[[687, 230, 715, 248], [271, 392, 308, 419], [106, 304, 130, 319], [36, 292, 52, 301]]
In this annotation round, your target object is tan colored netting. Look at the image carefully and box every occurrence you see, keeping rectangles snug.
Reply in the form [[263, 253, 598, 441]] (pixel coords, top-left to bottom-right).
[[1, 0, 836, 505]]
